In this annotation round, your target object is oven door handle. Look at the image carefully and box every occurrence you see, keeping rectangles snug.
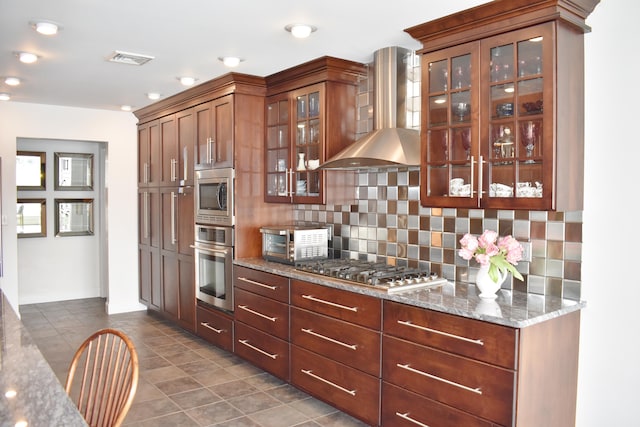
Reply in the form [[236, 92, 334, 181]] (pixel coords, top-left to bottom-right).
[[191, 244, 231, 256]]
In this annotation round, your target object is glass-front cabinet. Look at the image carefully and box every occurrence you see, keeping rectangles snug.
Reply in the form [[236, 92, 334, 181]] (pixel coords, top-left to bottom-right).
[[410, 0, 592, 212], [422, 24, 553, 210], [265, 85, 324, 204]]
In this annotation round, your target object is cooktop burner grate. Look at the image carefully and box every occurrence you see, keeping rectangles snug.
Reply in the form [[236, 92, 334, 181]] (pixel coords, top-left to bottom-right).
[[295, 259, 448, 293]]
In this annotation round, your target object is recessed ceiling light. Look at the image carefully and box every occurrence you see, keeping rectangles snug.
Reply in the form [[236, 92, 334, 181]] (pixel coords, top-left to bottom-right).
[[146, 92, 161, 100], [0, 93, 11, 101], [121, 105, 132, 112], [285, 23, 317, 38], [4, 77, 21, 86], [178, 76, 196, 86], [30, 20, 61, 35], [219, 57, 243, 67], [16, 51, 38, 64]]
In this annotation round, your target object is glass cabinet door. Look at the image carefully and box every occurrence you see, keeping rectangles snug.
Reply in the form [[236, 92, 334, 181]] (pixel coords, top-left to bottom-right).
[[421, 43, 478, 208], [481, 23, 552, 209], [265, 94, 290, 201], [292, 84, 323, 202]]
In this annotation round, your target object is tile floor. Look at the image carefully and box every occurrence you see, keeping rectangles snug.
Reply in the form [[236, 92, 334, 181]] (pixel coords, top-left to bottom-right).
[[19, 298, 369, 427]]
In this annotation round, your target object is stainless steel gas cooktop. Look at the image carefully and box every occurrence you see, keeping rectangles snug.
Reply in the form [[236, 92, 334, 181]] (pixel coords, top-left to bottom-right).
[[295, 259, 448, 293]]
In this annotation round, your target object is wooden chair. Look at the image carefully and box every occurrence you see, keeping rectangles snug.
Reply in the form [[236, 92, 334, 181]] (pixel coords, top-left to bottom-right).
[[65, 328, 139, 427]]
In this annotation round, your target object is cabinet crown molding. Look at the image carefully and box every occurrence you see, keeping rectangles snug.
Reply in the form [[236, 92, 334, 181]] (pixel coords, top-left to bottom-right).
[[405, 0, 600, 53]]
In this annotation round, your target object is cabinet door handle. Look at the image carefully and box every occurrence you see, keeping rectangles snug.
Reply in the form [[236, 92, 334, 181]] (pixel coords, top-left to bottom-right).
[[397, 363, 483, 395], [477, 155, 484, 204], [470, 155, 475, 199], [199, 322, 224, 334], [395, 412, 431, 427], [238, 339, 278, 359], [396, 320, 484, 346], [301, 369, 356, 396], [238, 305, 277, 322], [211, 139, 217, 163], [143, 191, 149, 239], [182, 146, 188, 182], [170, 191, 177, 245], [287, 168, 293, 197], [144, 162, 149, 184], [301, 294, 358, 312], [237, 277, 277, 290], [170, 158, 177, 182], [301, 328, 357, 350]]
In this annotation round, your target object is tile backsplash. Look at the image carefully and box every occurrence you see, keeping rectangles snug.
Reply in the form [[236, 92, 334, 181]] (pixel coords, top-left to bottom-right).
[[293, 53, 583, 301]]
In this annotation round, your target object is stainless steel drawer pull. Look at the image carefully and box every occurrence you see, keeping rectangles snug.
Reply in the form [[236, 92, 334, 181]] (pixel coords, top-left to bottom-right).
[[238, 339, 277, 359], [397, 363, 482, 395], [301, 295, 358, 312], [301, 369, 356, 396], [199, 322, 224, 334], [397, 320, 484, 346], [396, 412, 431, 427], [238, 305, 277, 322], [238, 277, 277, 290], [301, 328, 357, 350]]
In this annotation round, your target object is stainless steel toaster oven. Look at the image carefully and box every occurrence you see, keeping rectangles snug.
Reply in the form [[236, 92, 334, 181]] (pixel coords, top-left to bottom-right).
[[260, 226, 329, 265]]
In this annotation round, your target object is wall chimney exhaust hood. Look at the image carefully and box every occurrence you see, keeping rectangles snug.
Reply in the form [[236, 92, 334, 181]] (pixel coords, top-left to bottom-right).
[[319, 46, 419, 170]]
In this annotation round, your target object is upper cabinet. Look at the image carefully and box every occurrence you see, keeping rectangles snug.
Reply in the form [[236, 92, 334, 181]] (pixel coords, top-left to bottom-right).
[[194, 94, 234, 170], [264, 57, 366, 204], [406, 0, 600, 211]]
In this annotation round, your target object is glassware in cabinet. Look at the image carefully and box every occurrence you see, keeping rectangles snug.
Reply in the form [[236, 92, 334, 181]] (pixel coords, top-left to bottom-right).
[[421, 44, 479, 208], [265, 96, 290, 199], [482, 25, 550, 207]]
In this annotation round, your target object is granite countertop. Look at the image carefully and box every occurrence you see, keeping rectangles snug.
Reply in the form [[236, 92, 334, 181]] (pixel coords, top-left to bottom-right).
[[235, 258, 586, 328], [0, 292, 87, 427]]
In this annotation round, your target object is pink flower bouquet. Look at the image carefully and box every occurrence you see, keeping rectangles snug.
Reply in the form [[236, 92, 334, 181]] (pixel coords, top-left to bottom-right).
[[459, 229, 524, 283]]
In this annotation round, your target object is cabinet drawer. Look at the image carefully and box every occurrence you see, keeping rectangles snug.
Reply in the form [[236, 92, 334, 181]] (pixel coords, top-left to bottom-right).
[[291, 346, 380, 427], [383, 335, 514, 426], [381, 382, 492, 427], [196, 305, 233, 352], [383, 300, 517, 369], [291, 280, 381, 329], [234, 266, 290, 303], [235, 322, 289, 381], [291, 307, 380, 376], [235, 288, 289, 340]]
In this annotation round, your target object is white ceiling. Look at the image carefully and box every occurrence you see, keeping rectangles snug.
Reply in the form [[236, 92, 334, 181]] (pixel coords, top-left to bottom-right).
[[0, 0, 488, 112]]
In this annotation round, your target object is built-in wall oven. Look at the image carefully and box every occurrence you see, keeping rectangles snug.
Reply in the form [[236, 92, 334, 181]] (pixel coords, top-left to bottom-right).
[[193, 224, 234, 312]]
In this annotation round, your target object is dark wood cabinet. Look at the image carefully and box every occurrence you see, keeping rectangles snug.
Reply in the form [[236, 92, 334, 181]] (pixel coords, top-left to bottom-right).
[[290, 280, 381, 426], [194, 95, 234, 169], [160, 186, 195, 330], [196, 303, 233, 352], [407, 0, 598, 211], [233, 266, 290, 381], [382, 300, 581, 427], [137, 119, 160, 187], [264, 57, 365, 204], [138, 187, 161, 311]]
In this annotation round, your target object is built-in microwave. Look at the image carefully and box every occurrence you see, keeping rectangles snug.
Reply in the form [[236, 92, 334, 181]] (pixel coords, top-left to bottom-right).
[[195, 168, 234, 226]]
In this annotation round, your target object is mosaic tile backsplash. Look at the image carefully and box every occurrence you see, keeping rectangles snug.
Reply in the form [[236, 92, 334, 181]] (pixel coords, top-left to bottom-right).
[[293, 57, 583, 301]]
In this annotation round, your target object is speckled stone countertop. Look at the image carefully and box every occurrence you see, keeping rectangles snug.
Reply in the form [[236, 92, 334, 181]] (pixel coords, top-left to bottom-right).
[[0, 292, 87, 427], [235, 258, 586, 328]]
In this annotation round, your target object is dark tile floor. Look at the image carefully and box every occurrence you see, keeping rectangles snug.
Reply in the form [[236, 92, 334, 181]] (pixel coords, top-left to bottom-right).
[[19, 298, 369, 427]]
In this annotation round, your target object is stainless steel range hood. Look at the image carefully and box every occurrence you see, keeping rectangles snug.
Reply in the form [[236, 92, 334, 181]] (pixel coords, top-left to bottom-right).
[[319, 46, 419, 170]]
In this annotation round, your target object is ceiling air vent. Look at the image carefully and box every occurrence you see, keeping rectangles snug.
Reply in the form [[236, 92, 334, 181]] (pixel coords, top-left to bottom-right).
[[106, 50, 154, 66]]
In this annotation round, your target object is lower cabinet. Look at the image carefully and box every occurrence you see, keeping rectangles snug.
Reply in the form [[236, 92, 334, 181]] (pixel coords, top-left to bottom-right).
[[191, 266, 580, 427], [381, 382, 493, 427], [291, 346, 380, 426], [290, 280, 382, 426], [196, 304, 233, 352], [233, 266, 291, 381]]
